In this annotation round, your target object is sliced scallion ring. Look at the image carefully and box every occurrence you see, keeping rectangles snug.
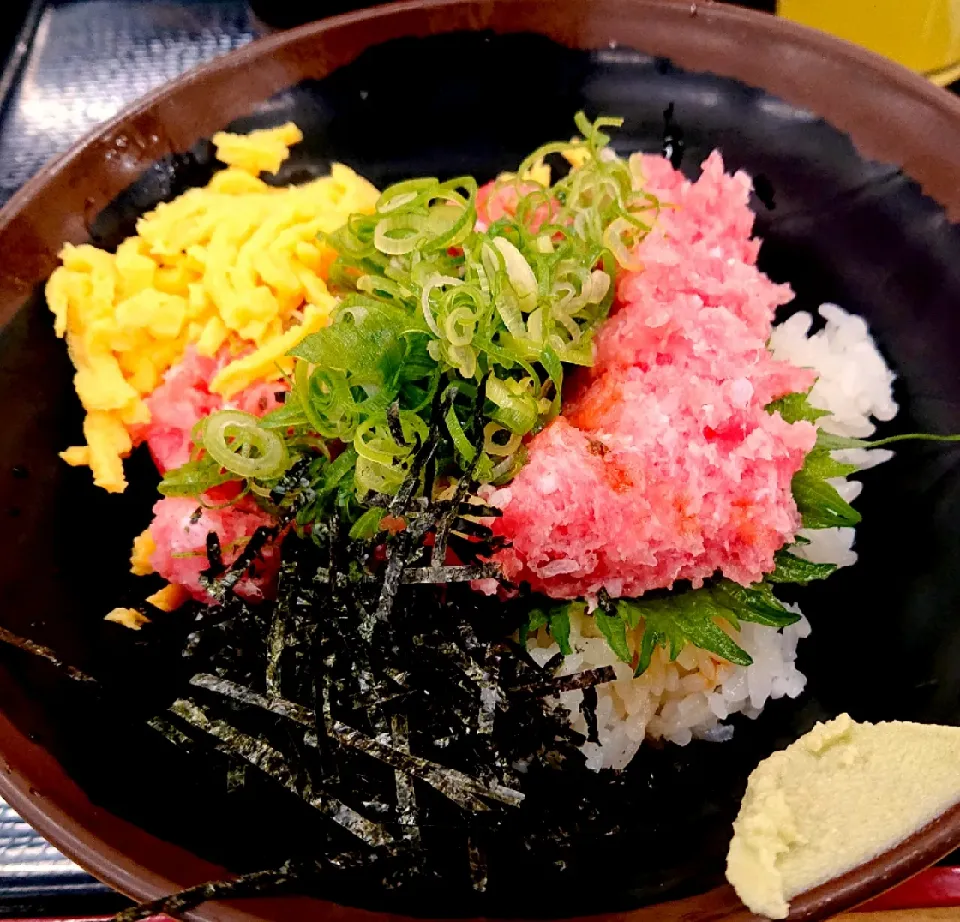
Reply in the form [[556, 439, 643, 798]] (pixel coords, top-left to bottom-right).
[[202, 410, 287, 480]]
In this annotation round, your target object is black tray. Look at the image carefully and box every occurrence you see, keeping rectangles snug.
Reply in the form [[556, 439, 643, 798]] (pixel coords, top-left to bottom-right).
[[0, 0, 258, 206]]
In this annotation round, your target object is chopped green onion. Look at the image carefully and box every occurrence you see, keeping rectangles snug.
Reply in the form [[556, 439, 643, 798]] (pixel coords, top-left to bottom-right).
[[486, 374, 540, 435], [354, 410, 430, 496], [202, 410, 287, 480], [483, 422, 522, 458], [444, 402, 478, 464], [349, 506, 386, 539], [374, 213, 429, 256], [493, 237, 538, 313], [160, 112, 664, 528]]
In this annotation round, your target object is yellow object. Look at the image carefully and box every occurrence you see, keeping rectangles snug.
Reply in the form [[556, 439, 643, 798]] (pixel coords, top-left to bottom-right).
[[145, 583, 191, 612], [562, 145, 591, 172], [104, 608, 151, 631], [211, 122, 305, 175], [210, 302, 329, 397], [493, 158, 553, 188], [726, 713, 960, 919], [47, 122, 380, 493], [130, 528, 156, 576], [778, 0, 960, 85]]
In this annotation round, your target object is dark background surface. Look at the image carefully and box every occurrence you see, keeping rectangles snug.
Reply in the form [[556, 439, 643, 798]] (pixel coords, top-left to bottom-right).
[[0, 1, 32, 60], [0, 0, 957, 918]]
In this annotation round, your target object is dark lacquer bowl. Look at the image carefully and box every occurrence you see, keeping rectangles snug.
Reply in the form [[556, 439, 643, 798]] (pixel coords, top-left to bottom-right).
[[3, 2, 960, 920]]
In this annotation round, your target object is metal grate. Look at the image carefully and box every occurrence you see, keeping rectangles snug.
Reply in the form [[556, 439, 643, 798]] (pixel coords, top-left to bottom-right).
[[0, 0, 257, 205], [0, 799, 96, 895]]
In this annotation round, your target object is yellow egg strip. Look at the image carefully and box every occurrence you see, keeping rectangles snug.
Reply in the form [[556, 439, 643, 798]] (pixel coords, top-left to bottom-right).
[[146, 583, 191, 612], [130, 527, 156, 576], [46, 122, 380, 492], [105, 608, 151, 630], [210, 302, 333, 398]]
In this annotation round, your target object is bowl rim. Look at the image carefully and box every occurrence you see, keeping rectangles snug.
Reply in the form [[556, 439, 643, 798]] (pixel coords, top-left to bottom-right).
[[2, 1, 960, 919]]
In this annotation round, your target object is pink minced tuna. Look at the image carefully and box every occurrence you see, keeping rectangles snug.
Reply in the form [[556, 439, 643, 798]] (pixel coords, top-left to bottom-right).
[[148, 495, 280, 602], [485, 152, 817, 600], [133, 346, 287, 474], [132, 346, 288, 603]]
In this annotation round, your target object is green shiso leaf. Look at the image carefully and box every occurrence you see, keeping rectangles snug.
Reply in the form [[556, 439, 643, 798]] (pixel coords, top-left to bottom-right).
[[548, 606, 573, 657], [766, 391, 830, 424], [792, 446, 861, 529], [802, 446, 858, 481], [814, 430, 867, 451], [619, 589, 753, 677], [767, 391, 861, 529], [711, 580, 800, 628], [158, 456, 235, 498], [520, 604, 574, 657], [593, 603, 631, 666], [349, 506, 386, 540], [767, 550, 837, 585], [585, 575, 810, 674], [519, 608, 549, 647]]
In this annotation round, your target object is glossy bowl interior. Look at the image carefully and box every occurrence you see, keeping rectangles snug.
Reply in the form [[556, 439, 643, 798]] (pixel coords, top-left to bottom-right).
[[3, 2, 960, 920]]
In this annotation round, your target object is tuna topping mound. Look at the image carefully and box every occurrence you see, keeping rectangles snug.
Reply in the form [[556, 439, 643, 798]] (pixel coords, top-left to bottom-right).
[[487, 153, 817, 599]]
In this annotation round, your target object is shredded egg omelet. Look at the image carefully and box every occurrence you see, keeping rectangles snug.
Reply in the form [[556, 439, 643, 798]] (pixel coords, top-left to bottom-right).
[[46, 122, 379, 493]]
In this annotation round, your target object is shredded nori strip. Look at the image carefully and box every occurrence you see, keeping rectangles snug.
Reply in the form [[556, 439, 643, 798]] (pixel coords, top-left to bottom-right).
[[4, 361, 623, 915], [218, 525, 277, 597], [265, 603, 287, 697], [366, 527, 415, 641], [478, 647, 501, 736], [543, 651, 566, 674], [171, 699, 394, 847], [0, 626, 98, 684], [449, 517, 494, 540], [337, 723, 521, 807], [401, 562, 500, 584], [305, 729, 493, 813], [386, 388, 451, 519], [269, 455, 313, 505], [428, 640, 500, 707], [147, 716, 195, 751], [596, 586, 617, 620], [226, 764, 247, 793], [315, 657, 341, 783], [115, 862, 301, 922], [190, 675, 441, 794], [190, 675, 521, 811], [661, 101, 685, 168], [580, 685, 600, 745], [203, 531, 224, 577], [509, 666, 617, 699], [117, 851, 396, 922], [430, 382, 487, 571], [458, 503, 502, 519], [391, 713, 420, 844], [467, 834, 489, 893], [190, 673, 313, 723], [386, 400, 409, 448]]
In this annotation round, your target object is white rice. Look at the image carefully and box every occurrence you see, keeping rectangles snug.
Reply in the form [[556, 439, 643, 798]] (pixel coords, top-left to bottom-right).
[[533, 303, 897, 770], [770, 304, 898, 569]]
